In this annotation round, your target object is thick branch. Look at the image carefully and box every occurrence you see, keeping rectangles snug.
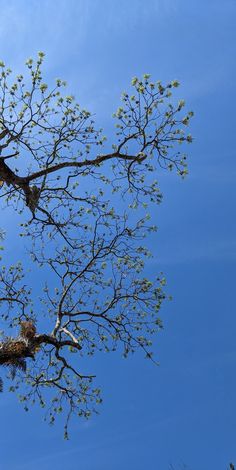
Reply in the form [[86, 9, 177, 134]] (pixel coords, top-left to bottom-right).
[[25, 151, 138, 182], [0, 159, 28, 186], [34, 333, 82, 351], [0, 332, 81, 367]]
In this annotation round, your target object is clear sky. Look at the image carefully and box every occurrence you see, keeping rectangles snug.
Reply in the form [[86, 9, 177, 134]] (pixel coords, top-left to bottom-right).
[[0, 0, 235, 469]]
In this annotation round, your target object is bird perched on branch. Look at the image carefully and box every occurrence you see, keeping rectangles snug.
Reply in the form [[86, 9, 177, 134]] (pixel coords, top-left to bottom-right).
[[20, 321, 36, 341], [25, 185, 41, 215]]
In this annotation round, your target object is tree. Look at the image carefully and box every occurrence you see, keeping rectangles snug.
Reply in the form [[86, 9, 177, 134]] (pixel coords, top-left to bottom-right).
[[0, 53, 193, 437]]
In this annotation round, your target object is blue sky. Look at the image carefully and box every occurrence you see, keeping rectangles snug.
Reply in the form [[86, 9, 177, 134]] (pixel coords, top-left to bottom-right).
[[0, 0, 235, 468]]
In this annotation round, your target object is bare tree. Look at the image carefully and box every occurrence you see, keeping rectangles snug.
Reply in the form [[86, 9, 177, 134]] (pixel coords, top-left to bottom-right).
[[0, 53, 193, 436]]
